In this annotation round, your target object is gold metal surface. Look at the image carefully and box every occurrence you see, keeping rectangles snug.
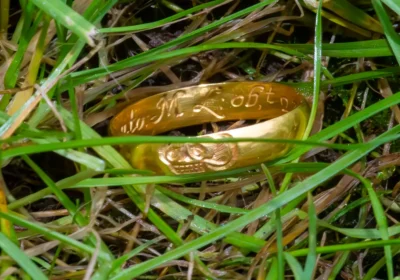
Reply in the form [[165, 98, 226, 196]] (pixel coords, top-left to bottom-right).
[[109, 82, 310, 175]]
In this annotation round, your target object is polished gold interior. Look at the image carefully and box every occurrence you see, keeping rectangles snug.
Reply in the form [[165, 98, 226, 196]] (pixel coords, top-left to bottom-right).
[[109, 82, 304, 136]]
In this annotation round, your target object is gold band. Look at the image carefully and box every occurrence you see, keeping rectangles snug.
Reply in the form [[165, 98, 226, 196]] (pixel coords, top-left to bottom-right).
[[109, 82, 310, 175]]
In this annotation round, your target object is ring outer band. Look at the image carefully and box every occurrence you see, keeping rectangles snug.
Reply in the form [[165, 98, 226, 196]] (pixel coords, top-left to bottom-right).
[[110, 82, 310, 175]]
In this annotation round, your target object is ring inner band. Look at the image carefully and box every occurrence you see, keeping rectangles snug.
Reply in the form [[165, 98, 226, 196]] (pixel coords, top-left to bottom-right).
[[109, 82, 310, 175]]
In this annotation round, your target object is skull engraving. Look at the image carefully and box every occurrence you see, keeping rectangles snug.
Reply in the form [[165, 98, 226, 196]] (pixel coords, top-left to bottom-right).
[[158, 134, 238, 174]]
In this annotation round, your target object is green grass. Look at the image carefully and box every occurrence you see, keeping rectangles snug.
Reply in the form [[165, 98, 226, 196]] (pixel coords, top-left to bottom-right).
[[0, 0, 400, 279]]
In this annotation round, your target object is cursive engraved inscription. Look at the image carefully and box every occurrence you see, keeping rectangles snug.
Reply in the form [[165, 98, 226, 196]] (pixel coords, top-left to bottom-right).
[[208, 87, 223, 96], [158, 134, 238, 174], [124, 110, 146, 133], [266, 87, 275, 104], [193, 105, 225, 119], [151, 90, 186, 125], [280, 97, 289, 108], [231, 95, 245, 107], [245, 86, 261, 107], [230, 85, 264, 108], [280, 97, 289, 112]]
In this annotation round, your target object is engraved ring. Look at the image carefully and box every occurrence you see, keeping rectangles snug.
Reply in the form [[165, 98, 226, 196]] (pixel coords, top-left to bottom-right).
[[109, 82, 310, 175]]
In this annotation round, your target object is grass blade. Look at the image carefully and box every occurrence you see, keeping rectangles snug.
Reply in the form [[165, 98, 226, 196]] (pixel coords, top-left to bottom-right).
[[0, 211, 111, 261], [302, 193, 317, 279], [30, 0, 97, 46], [372, 0, 400, 65], [99, 0, 228, 33], [284, 253, 304, 280], [381, 0, 400, 15], [0, 232, 47, 280], [278, 39, 393, 58]]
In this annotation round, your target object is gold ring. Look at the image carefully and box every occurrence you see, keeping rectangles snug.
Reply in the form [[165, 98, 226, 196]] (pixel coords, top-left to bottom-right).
[[109, 82, 310, 175]]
